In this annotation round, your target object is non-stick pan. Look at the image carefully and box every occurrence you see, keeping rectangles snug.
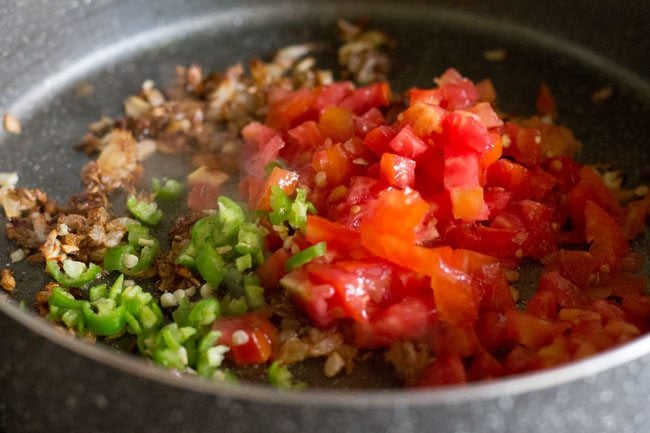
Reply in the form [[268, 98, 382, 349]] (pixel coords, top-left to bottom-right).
[[1, 1, 649, 432]]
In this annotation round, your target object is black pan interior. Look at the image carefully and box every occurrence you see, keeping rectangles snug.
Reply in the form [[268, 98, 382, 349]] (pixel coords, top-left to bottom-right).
[[1, 1, 649, 388]]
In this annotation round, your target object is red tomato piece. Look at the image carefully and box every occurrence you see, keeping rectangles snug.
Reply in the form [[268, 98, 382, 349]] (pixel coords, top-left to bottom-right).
[[319, 106, 355, 143], [505, 310, 557, 350], [354, 107, 386, 137], [443, 145, 481, 190], [435, 68, 479, 110], [266, 87, 316, 130], [213, 314, 277, 365], [399, 102, 447, 141], [538, 271, 589, 309], [280, 269, 344, 328], [253, 167, 299, 211], [468, 349, 503, 381], [305, 215, 362, 253], [354, 297, 434, 348], [388, 125, 429, 160], [585, 200, 630, 270], [286, 121, 324, 151], [486, 159, 531, 199], [408, 87, 443, 106], [544, 250, 598, 289], [339, 82, 391, 115], [363, 125, 397, 156], [429, 321, 480, 357], [379, 153, 416, 189], [442, 111, 494, 155], [466, 102, 503, 129], [526, 289, 558, 320], [307, 260, 393, 323], [484, 187, 513, 218], [256, 248, 291, 292], [542, 156, 582, 191], [313, 81, 354, 111], [416, 352, 467, 387], [503, 122, 543, 167], [475, 311, 512, 354]]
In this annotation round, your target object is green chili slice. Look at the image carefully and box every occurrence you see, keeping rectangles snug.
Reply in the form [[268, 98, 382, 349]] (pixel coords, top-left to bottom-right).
[[127, 196, 163, 225], [285, 242, 327, 271], [46, 260, 101, 288]]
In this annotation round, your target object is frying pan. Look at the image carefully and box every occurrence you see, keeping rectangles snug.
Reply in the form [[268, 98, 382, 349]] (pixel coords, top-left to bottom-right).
[[1, 0, 649, 432]]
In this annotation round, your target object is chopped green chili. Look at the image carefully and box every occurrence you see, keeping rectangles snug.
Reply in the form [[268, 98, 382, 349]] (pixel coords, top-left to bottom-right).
[[127, 196, 163, 225], [152, 178, 184, 201], [46, 260, 102, 288], [285, 242, 327, 271]]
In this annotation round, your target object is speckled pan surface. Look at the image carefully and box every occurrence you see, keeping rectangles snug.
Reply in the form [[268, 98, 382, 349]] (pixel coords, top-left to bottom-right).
[[0, 1, 649, 432]]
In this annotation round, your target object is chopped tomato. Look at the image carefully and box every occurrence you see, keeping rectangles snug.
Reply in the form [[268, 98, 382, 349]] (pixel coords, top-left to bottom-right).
[[253, 167, 299, 211], [232, 70, 650, 388], [416, 352, 467, 386], [319, 106, 355, 142], [442, 111, 494, 155], [256, 248, 291, 291], [339, 82, 391, 115], [379, 153, 416, 188], [355, 297, 434, 348], [213, 314, 277, 365], [388, 125, 428, 160], [266, 87, 315, 130]]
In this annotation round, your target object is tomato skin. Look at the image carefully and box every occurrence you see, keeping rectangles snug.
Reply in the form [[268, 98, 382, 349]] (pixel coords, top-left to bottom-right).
[[379, 153, 416, 189], [429, 321, 480, 357], [503, 122, 542, 166], [585, 200, 630, 271], [486, 159, 531, 199], [399, 102, 447, 140], [319, 106, 355, 142], [538, 271, 589, 309], [307, 260, 394, 323], [363, 125, 396, 156], [442, 111, 494, 155], [505, 310, 557, 350], [213, 314, 277, 365], [416, 352, 467, 387], [388, 125, 429, 160], [305, 215, 362, 253], [468, 349, 503, 381], [568, 166, 624, 233], [544, 250, 598, 289], [266, 87, 316, 130], [526, 289, 558, 320], [436, 67, 479, 110], [286, 120, 324, 151], [475, 311, 512, 355], [466, 102, 503, 129], [311, 143, 355, 187], [256, 248, 291, 292], [314, 81, 354, 111], [354, 296, 434, 348], [339, 82, 391, 115], [253, 167, 299, 211]]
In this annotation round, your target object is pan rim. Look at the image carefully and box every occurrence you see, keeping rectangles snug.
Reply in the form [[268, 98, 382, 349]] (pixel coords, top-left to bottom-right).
[[3, 295, 650, 406]]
